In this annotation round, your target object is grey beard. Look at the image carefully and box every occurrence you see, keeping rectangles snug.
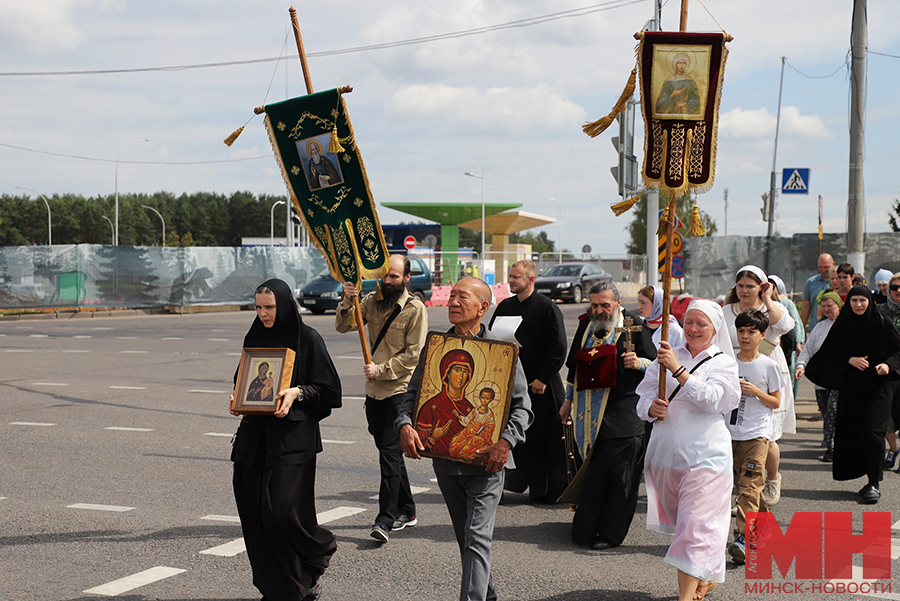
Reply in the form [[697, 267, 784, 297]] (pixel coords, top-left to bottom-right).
[[591, 314, 613, 338]]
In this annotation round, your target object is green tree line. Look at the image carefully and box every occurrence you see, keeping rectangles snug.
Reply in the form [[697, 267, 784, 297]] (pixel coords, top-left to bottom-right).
[[0, 191, 291, 247]]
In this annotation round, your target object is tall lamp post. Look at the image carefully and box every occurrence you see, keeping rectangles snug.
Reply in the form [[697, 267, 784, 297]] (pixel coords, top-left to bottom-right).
[[464, 170, 485, 278], [141, 205, 166, 246], [271, 200, 286, 246], [15, 186, 52, 245], [115, 138, 150, 246], [101, 215, 114, 244], [548, 197, 562, 264]]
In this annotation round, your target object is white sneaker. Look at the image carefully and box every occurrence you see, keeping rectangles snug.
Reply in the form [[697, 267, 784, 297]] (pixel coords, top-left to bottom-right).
[[763, 474, 782, 506]]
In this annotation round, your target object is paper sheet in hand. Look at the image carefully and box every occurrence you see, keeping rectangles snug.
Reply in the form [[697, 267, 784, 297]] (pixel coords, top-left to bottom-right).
[[490, 316, 522, 344]]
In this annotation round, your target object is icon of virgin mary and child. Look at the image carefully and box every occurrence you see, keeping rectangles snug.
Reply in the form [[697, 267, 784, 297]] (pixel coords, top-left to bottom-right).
[[414, 349, 499, 462]]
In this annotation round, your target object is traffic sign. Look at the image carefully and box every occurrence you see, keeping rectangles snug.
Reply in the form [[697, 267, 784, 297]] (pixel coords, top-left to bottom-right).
[[782, 168, 810, 194], [658, 233, 684, 272], [671, 256, 685, 279], [658, 210, 685, 230], [403, 235, 416, 250]]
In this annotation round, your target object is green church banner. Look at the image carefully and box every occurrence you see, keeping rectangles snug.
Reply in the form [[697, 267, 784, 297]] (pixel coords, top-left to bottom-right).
[[263, 89, 389, 286]]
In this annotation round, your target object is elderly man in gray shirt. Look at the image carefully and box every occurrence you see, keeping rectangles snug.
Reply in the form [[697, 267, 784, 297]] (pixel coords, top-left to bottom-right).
[[396, 277, 532, 601]]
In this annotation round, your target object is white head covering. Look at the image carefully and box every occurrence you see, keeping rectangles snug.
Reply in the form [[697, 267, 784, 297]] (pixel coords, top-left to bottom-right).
[[736, 264, 767, 283], [767, 274, 787, 297], [875, 269, 893, 284], [684, 299, 735, 359]]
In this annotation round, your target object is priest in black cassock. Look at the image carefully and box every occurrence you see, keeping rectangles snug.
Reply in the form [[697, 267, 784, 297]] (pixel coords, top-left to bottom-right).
[[560, 279, 656, 549], [489, 260, 568, 503]]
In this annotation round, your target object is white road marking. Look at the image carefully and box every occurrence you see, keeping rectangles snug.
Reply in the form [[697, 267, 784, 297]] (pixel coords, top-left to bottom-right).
[[200, 538, 246, 557], [92, 327, 112, 330], [199, 506, 366, 557], [63, 349, 90, 353], [32, 382, 68, 386], [226, 352, 241, 356], [322, 439, 356, 445], [318, 506, 367, 524], [67, 503, 134, 512], [343, 396, 365, 401], [83, 566, 186, 596], [200, 514, 241, 523], [109, 386, 147, 390], [120, 350, 148, 354], [105, 427, 154, 432], [207, 338, 229, 341], [117, 336, 137, 339], [335, 355, 363, 359], [190, 389, 228, 394], [204, 432, 233, 438], [0, 496, 6, 500], [74, 335, 92, 338], [429, 478, 438, 483], [28, 334, 48, 338], [369, 486, 429, 500], [162, 337, 182, 340], [892, 519, 900, 530], [5, 349, 33, 353], [9, 422, 56, 427], [892, 537, 900, 560], [211, 329, 227, 332]]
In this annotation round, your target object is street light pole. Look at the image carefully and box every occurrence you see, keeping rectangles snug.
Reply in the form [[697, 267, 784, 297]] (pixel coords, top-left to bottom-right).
[[101, 215, 114, 244], [464, 170, 485, 278], [15, 186, 52, 245], [115, 138, 149, 246], [141, 205, 166, 246], [549, 197, 562, 264], [271, 200, 286, 246]]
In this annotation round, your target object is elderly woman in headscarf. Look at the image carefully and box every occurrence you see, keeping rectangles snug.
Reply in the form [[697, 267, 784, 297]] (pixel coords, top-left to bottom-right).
[[873, 268, 894, 304], [637, 299, 741, 601], [637, 285, 685, 350], [768, 274, 806, 401], [878, 273, 900, 469], [722, 265, 794, 506], [795, 291, 843, 461], [806, 285, 900, 504], [229, 279, 342, 601]]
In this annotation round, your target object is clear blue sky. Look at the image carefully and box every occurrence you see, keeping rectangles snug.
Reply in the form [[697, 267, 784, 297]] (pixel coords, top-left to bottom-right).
[[2, 0, 898, 258]]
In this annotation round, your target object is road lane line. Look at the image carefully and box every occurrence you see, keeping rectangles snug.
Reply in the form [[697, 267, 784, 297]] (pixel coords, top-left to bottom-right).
[[369, 486, 429, 500], [200, 538, 246, 557], [207, 338, 230, 341], [67, 503, 134, 512], [109, 386, 147, 390], [74, 335, 92, 338], [322, 439, 356, 445], [343, 396, 365, 401], [5, 349, 33, 353], [83, 566, 186, 596], [105, 427, 154, 432], [92, 327, 112, 330], [120, 350, 148, 354], [162, 337, 182, 340], [334, 355, 363, 359], [200, 515, 241, 523], [32, 382, 69, 386], [204, 432, 233, 438], [226, 352, 241, 356], [317, 506, 367, 524], [28, 334, 48, 338], [63, 349, 90, 353], [117, 336, 137, 339], [9, 422, 56, 427], [190, 389, 228, 394]]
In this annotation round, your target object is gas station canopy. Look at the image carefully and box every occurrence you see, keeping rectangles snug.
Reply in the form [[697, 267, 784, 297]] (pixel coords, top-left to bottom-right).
[[381, 202, 522, 226], [458, 210, 555, 235]]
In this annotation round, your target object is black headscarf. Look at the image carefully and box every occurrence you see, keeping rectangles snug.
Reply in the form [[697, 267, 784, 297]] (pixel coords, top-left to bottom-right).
[[806, 285, 900, 389], [242, 279, 301, 351]]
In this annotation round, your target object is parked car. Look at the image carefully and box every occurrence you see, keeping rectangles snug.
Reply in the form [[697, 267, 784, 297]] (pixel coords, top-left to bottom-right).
[[534, 262, 612, 304], [296, 257, 433, 315]]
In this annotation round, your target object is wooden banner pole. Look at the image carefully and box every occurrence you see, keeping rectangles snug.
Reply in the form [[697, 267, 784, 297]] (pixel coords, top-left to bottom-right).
[[288, 7, 372, 365]]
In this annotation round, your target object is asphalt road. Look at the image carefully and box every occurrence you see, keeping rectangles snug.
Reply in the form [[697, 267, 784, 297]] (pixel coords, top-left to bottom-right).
[[1, 303, 898, 601]]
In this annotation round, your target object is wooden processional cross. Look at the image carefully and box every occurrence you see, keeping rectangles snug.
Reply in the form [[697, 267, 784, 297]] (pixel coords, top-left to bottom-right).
[[615, 317, 643, 353]]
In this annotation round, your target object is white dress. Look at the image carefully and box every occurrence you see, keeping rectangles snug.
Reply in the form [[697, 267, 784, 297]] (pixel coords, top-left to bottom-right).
[[636, 344, 741, 583], [724, 303, 796, 439]]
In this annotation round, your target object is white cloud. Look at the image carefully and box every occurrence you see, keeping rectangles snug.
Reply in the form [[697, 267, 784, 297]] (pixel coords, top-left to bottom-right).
[[388, 83, 585, 131], [719, 106, 830, 139], [0, 0, 85, 52]]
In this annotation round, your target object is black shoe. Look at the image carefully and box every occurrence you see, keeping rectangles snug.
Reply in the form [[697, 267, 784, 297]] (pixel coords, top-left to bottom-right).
[[391, 513, 418, 531], [860, 485, 881, 504], [589, 537, 614, 550], [820, 448, 833, 462], [302, 577, 322, 601], [369, 521, 390, 543]]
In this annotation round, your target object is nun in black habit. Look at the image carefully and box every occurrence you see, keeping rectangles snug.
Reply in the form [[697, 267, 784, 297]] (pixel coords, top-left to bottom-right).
[[805, 285, 900, 504], [230, 279, 342, 600]]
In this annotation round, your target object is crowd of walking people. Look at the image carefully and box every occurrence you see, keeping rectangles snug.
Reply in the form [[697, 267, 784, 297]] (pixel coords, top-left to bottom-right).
[[225, 254, 900, 601]]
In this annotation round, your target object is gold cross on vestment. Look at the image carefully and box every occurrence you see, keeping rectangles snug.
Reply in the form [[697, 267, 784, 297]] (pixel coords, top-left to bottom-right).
[[588, 347, 599, 357], [615, 316, 643, 353]]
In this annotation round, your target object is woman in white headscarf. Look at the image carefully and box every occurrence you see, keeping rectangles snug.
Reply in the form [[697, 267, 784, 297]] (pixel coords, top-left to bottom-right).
[[637, 300, 741, 601], [723, 265, 795, 506], [638, 285, 685, 350]]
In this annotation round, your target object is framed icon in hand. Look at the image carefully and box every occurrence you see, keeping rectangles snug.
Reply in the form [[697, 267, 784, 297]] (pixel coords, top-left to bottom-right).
[[231, 347, 296, 415]]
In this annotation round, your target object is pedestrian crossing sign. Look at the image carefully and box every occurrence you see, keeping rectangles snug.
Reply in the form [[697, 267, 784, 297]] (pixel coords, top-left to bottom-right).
[[782, 168, 810, 194]]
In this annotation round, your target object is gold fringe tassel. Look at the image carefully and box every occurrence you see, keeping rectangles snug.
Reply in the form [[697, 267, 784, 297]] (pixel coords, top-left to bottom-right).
[[610, 189, 643, 216], [328, 125, 345, 153], [582, 67, 638, 138], [656, 205, 670, 237], [375, 281, 384, 301], [689, 204, 707, 236], [223, 126, 244, 147]]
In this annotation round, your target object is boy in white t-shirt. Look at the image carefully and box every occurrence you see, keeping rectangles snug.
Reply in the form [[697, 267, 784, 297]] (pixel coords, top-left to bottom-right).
[[727, 309, 782, 565]]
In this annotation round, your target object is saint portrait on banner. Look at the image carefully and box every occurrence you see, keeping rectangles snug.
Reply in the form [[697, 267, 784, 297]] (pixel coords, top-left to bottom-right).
[[651, 45, 711, 121]]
